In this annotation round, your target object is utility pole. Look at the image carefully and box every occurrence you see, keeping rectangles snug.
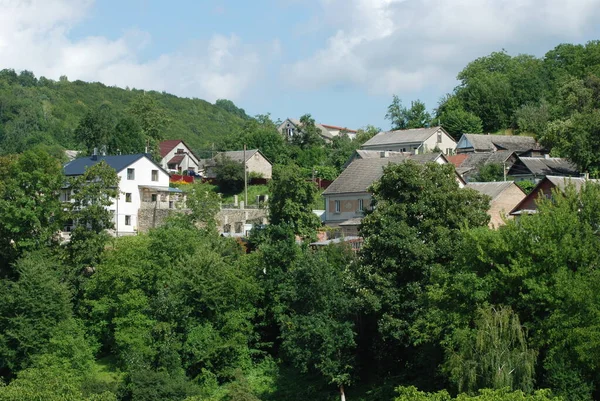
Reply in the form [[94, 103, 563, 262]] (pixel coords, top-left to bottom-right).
[[244, 144, 248, 206]]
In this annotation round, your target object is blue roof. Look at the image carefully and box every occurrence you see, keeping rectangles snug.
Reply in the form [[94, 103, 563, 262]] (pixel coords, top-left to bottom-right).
[[63, 154, 147, 176]]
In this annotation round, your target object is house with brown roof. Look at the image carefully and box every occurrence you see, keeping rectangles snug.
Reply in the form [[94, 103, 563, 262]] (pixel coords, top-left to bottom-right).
[[159, 140, 201, 173], [204, 149, 272, 179], [507, 156, 580, 182], [510, 176, 600, 216], [322, 152, 460, 235], [456, 134, 545, 156], [361, 126, 456, 155], [466, 181, 526, 228]]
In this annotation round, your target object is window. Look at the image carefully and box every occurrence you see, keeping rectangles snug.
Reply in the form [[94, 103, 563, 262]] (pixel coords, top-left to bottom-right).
[[358, 199, 364, 212], [125, 215, 131, 226], [176, 148, 184, 154], [125, 193, 132, 203], [127, 168, 135, 180], [437, 132, 442, 143], [151, 194, 157, 202], [169, 201, 174, 209], [151, 169, 159, 181], [168, 164, 176, 170], [334, 200, 341, 213]]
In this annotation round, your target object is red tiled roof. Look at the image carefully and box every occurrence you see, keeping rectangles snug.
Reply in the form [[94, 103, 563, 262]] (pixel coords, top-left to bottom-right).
[[321, 124, 357, 133], [167, 155, 185, 165], [446, 154, 468, 167], [159, 140, 183, 158]]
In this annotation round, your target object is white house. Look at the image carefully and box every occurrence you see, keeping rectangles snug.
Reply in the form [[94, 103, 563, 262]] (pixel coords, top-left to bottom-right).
[[361, 126, 456, 155], [278, 118, 357, 142], [159, 140, 201, 173], [63, 153, 184, 237]]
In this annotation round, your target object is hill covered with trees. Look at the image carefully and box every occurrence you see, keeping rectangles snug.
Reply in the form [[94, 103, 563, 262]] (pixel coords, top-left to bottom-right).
[[0, 69, 249, 155]]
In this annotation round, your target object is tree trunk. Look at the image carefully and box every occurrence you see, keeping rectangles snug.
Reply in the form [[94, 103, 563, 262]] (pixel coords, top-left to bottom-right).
[[340, 384, 346, 401]]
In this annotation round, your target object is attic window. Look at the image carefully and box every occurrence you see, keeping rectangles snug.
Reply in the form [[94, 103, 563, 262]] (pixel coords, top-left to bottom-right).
[[176, 148, 184, 154], [437, 132, 442, 143]]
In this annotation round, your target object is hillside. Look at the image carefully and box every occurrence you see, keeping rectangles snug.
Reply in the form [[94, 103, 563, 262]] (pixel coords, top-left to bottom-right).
[[0, 69, 248, 155]]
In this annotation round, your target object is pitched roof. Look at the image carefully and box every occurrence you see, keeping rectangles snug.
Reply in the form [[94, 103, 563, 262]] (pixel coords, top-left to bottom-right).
[[288, 118, 333, 140], [168, 155, 185, 165], [466, 181, 523, 201], [446, 153, 468, 168], [512, 157, 579, 177], [214, 149, 264, 164], [361, 126, 447, 148], [458, 134, 539, 153], [323, 153, 443, 195], [64, 154, 148, 176], [159, 140, 183, 158], [321, 124, 357, 133]]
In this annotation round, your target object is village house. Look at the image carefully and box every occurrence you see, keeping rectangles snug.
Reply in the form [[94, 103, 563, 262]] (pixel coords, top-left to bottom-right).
[[322, 152, 461, 236], [159, 140, 201, 173], [360, 126, 456, 155], [466, 181, 526, 228], [507, 156, 580, 182], [204, 149, 273, 179], [342, 149, 405, 168], [456, 133, 546, 156], [278, 118, 356, 142], [510, 176, 599, 216], [447, 151, 518, 182], [62, 153, 184, 237]]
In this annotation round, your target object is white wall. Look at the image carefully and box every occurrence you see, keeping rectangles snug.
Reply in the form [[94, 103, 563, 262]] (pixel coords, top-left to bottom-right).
[[160, 142, 199, 171], [361, 142, 422, 153], [246, 152, 273, 179], [111, 157, 170, 236], [422, 130, 457, 155]]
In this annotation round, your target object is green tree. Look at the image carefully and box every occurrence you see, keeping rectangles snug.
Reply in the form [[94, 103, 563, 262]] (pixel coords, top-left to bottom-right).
[[66, 161, 120, 268], [74, 104, 116, 155], [474, 163, 505, 182], [185, 182, 221, 230], [0, 149, 64, 273], [268, 164, 321, 239], [110, 116, 145, 155], [127, 94, 171, 141], [436, 95, 483, 139], [386, 96, 431, 130], [214, 99, 249, 119], [445, 306, 537, 394], [394, 386, 562, 401], [357, 161, 490, 380], [214, 156, 245, 195], [291, 114, 324, 149]]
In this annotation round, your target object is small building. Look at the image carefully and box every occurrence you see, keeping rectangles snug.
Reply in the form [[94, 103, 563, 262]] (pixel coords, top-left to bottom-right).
[[159, 140, 201, 173], [510, 176, 600, 216], [62, 153, 184, 237], [456, 134, 545, 156], [361, 126, 456, 155], [278, 118, 356, 142], [206, 149, 272, 179], [322, 152, 460, 234], [342, 149, 406, 169], [448, 151, 518, 182], [507, 156, 580, 182], [466, 181, 526, 228]]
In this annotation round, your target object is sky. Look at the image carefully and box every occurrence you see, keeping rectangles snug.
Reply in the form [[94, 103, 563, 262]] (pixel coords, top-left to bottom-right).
[[2, 0, 600, 130]]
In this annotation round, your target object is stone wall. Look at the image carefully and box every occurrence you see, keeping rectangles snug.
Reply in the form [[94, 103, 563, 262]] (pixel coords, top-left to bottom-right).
[[137, 206, 268, 234]]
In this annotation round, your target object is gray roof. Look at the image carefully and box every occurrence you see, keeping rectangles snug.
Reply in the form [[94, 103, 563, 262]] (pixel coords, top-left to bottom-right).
[[466, 181, 522, 201], [512, 157, 579, 177], [546, 176, 599, 191], [355, 150, 405, 159], [362, 126, 445, 148], [459, 151, 514, 171], [323, 153, 443, 195], [459, 134, 539, 153], [214, 149, 263, 164], [63, 154, 152, 176]]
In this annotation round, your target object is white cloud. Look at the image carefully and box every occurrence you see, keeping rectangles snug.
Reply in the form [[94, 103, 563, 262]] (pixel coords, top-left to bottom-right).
[[0, 0, 263, 101], [284, 0, 600, 96]]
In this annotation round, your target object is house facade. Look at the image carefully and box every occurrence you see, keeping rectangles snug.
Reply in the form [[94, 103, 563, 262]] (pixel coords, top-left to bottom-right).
[[278, 118, 357, 142], [361, 126, 456, 155], [322, 152, 458, 235], [159, 140, 201, 173], [466, 181, 526, 228], [206, 149, 272, 179], [63, 154, 184, 237]]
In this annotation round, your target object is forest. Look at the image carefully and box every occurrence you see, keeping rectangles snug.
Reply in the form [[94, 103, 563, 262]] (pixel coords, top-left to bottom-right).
[[2, 41, 600, 400]]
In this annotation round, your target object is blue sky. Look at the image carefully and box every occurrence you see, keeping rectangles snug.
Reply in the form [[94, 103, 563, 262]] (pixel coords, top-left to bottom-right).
[[2, 0, 600, 131]]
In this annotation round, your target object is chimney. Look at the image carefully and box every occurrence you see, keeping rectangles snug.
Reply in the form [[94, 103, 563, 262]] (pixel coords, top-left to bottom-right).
[[544, 154, 550, 159], [91, 147, 98, 161], [380, 151, 389, 158]]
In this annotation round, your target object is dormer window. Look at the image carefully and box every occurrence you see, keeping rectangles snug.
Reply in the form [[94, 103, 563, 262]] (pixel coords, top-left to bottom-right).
[[176, 148, 184, 154]]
